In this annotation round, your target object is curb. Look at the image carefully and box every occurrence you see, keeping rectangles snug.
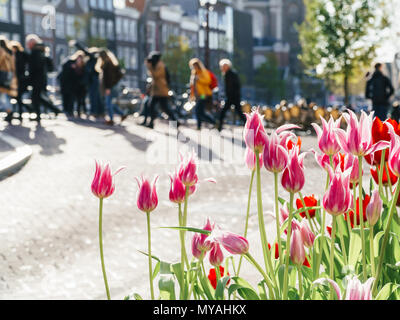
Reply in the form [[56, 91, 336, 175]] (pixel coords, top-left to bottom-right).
[[0, 132, 32, 180]]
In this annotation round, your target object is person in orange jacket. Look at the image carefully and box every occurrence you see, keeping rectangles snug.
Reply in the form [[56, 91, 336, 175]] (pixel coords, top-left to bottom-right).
[[189, 58, 216, 130]]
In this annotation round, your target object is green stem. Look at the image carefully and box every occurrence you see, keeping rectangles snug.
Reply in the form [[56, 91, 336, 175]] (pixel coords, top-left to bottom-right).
[[275, 172, 283, 265], [188, 253, 203, 299], [215, 265, 225, 300], [245, 253, 275, 300], [98, 198, 111, 300], [369, 226, 375, 279], [329, 215, 337, 300], [236, 171, 255, 277], [146, 211, 155, 300], [178, 204, 187, 300], [181, 189, 190, 269], [372, 182, 400, 295], [282, 192, 294, 300], [358, 156, 367, 282], [255, 152, 277, 288], [378, 150, 387, 202], [353, 186, 357, 229], [297, 265, 303, 300], [338, 217, 348, 265], [385, 162, 393, 194]]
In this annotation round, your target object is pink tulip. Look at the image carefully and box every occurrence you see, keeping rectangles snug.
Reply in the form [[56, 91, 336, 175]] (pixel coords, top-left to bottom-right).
[[323, 167, 352, 216], [135, 175, 158, 213], [213, 229, 249, 255], [300, 219, 315, 248], [335, 110, 389, 156], [243, 109, 267, 153], [169, 171, 186, 204], [191, 218, 214, 259], [387, 123, 400, 177], [312, 116, 341, 156], [245, 147, 263, 171], [313, 151, 340, 172], [290, 229, 305, 265], [91, 161, 125, 199], [281, 146, 306, 193], [366, 190, 382, 226], [178, 151, 199, 187], [209, 242, 224, 267], [344, 276, 374, 300], [341, 153, 362, 185], [263, 131, 289, 173], [279, 207, 289, 225]]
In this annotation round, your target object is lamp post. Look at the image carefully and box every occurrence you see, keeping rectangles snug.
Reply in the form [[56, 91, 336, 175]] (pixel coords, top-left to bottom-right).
[[200, 0, 217, 69]]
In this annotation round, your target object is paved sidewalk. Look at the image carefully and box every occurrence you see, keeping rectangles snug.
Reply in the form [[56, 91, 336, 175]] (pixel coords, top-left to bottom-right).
[[0, 116, 366, 300]]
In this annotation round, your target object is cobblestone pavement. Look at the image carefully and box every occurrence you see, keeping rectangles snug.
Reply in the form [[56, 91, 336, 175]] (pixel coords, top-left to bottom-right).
[[0, 116, 369, 300]]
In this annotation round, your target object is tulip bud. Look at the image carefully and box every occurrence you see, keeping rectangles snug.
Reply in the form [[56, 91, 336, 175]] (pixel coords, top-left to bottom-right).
[[366, 190, 382, 226], [312, 116, 341, 156], [191, 218, 214, 259], [169, 172, 186, 204], [245, 147, 263, 171], [209, 242, 224, 267], [179, 151, 199, 187], [290, 229, 305, 265], [213, 230, 249, 255], [281, 147, 305, 194], [263, 131, 289, 173], [243, 109, 267, 153], [300, 219, 315, 248], [91, 161, 125, 199], [323, 167, 352, 216], [135, 175, 158, 213]]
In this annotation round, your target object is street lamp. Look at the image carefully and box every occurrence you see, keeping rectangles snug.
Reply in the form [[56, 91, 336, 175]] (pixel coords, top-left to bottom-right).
[[200, 0, 217, 69]]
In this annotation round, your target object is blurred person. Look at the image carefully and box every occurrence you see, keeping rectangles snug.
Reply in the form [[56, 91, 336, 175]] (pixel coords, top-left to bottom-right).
[[139, 79, 152, 126], [0, 36, 17, 123], [96, 49, 127, 126], [366, 63, 394, 120], [145, 51, 179, 129], [218, 59, 246, 131], [71, 51, 87, 117], [189, 58, 216, 130], [10, 40, 32, 121], [391, 102, 400, 123], [26, 34, 59, 124]]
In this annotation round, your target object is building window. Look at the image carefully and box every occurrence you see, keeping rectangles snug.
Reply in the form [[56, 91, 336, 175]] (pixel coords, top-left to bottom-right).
[[66, 15, 75, 37], [107, 20, 114, 40], [130, 20, 137, 42], [56, 13, 65, 38], [90, 0, 97, 8], [66, 0, 75, 9]]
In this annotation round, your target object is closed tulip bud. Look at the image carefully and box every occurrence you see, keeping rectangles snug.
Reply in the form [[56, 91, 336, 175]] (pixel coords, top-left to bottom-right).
[[281, 147, 306, 193], [91, 161, 125, 199], [245, 147, 263, 171], [323, 167, 352, 216], [341, 153, 361, 185], [300, 219, 315, 248], [213, 229, 249, 255], [366, 190, 382, 226], [209, 242, 224, 267], [191, 218, 214, 259], [290, 229, 306, 265], [388, 123, 400, 177], [169, 172, 186, 204], [243, 109, 267, 154], [135, 175, 158, 213], [344, 276, 374, 300], [263, 131, 289, 173]]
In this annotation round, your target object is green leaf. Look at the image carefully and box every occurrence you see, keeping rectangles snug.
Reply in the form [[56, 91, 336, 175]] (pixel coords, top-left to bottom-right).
[[376, 283, 400, 300], [123, 293, 143, 300], [199, 273, 214, 300], [278, 197, 286, 205], [160, 226, 211, 235], [137, 250, 161, 262], [229, 277, 260, 300], [215, 276, 231, 300], [348, 230, 362, 268], [158, 261, 176, 300], [152, 261, 160, 281], [257, 281, 267, 300]]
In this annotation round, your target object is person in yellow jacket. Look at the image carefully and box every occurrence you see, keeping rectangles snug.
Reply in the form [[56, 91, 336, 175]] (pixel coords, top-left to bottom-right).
[[189, 58, 215, 130]]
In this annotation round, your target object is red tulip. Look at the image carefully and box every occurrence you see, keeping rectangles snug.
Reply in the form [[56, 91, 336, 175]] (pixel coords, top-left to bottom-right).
[[208, 266, 230, 289], [287, 137, 302, 151], [296, 194, 318, 218], [345, 195, 371, 228], [370, 165, 398, 186]]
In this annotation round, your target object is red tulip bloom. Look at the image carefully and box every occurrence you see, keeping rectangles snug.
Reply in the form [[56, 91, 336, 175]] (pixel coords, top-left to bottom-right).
[[287, 137, 302, 151], [370, 165, 398, 186], [327, 226, 332, 236], [208, 266, 230, 290], [345, 195, 371, 228], [296, 194, 318, 218]]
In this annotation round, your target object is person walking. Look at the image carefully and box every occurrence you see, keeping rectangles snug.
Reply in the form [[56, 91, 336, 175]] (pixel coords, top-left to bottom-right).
[[26, 34, 59, 124], [218, 59, 246, 131], [96, 49, 127, 126], [0, 37, 17, 123], [85, 47, 104, 118], [189, 58, 216, 130], [10, 41, 31, 122], [145, 51, 179, 129], [366, 63, 394, 121]]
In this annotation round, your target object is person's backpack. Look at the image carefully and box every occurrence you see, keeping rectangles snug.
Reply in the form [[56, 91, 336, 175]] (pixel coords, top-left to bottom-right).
[[208, 70, 218, 90]]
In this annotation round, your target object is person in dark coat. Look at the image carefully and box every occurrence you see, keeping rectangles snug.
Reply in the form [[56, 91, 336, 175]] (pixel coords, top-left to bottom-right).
[[218, 59, 246, 131], [10, 41, 32, 121], [366, 63, 394, 121], [26, 34, 59, 124]]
